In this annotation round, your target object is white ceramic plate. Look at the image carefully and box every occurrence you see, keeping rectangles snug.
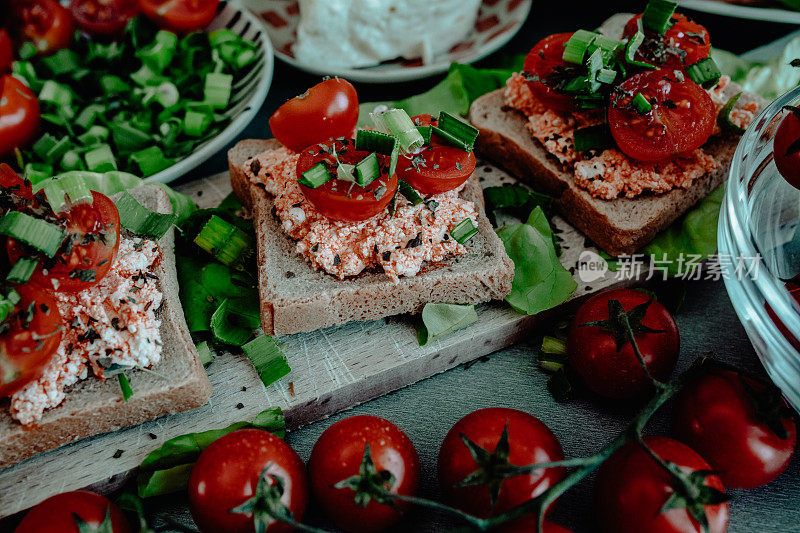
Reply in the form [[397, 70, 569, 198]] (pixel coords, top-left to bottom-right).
[[678, 0, 800, 24], [144, 0, 274, 184], [243, 0, 531, 83]]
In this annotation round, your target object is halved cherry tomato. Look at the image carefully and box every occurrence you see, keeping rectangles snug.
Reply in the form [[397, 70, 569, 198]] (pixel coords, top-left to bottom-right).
[[0, 284, 63, 397], [396, 146, 475, 195], [12, 0, 74, 55], [15, 490, 131, 533], [672, 365, 796, 489], [623, 14, 711, 71], [138, 0, 220, 33], [523, 33, 575, 113], [270, 79, 359, 152], [309, 415, 420, 533], [0, 164, 34, 209], [296, 138, 398, 222], [608, 70, 715, 162], [0, 30, 13, 72], [70, 0, 139, 37], [773, 106, 800, 190], [7, 192, 121, 292], [0, 75, 41, 158]]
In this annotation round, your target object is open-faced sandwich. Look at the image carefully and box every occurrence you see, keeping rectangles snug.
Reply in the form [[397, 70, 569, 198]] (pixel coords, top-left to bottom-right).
[[229, 79, 514, 335], [470, 0, 765, 256], [0, 167, 211, 468]]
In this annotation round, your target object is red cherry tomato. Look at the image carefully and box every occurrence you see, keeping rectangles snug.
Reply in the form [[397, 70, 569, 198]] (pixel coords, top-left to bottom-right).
[[774, 107, 800, 190], [608, 70, 715, 162], [567, 289, 679, 399], [672, 365, 796, 489], [270, 78, 359, 152], [309, 415, 420, 533], [594, 436, 729, 533], [296, 138, 398, 222], [15, 490, 131, 533], [188, 429, 309, 533], [438, 408, 565, 520], [523, 33, 576, 113], [12, 0, 74, 55], [138, 0, 220, 33], [0, 284, 63, 397], [7, 191, 121, 292], [623, 14, 711, 70], [0, 75, 41, 158], [70, 0, 139, 37], [496, 517, 573, 533], [0, 30, 13, 72]]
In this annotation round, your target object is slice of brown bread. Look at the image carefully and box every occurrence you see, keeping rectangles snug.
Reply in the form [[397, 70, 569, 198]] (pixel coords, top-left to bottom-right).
[[469, 85, 763, 257], [228, 139, 515, 336], [0, 185, 212, 470]]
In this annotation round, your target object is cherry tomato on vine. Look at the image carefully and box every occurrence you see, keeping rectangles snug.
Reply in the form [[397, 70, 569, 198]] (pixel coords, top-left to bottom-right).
[[567, 289, 679, 399], [296, 138, 398, 222], [608, 70, 715, 162], [138, 0, 220, 33], [622, 13, 711, 70], [15, 490, 131, 533], [188, 429, 309, 533], [12, 0, 74, 55], [8, 192, 121, 292], [773, 106, 800, 190], [437, 408, 565, 520], [0, 285, 63, 397], [0, 75, 41, 158], [309, 415, 420, 533], [522, 33, 576, 113], [594, 436, 729, 533], [672, 365, 796, 489], [270, 78, 359, 152], [70, 0, 140, 37]]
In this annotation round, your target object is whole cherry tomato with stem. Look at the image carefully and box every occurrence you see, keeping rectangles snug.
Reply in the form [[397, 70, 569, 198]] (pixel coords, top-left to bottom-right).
[[594, 436, 729, 533], [138, 0, 220, 33], [773, 106, 800, 190], [437, 408, 565, 520], [0, 75, 41, 158], [308, 415, 421, 533], [522, 33, 576, 113], [12, 0, 74, 55], [188, 429, 309, 533], [15, 490, 131, 533], [622, 13, 711, 70], [567, 289, 679, 399], [270, 78, 359, 152], [672, 363, 796, 489]]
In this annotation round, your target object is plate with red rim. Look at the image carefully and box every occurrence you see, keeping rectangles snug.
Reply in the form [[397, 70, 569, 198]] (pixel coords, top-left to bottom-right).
[[242, 0, 532, 83]]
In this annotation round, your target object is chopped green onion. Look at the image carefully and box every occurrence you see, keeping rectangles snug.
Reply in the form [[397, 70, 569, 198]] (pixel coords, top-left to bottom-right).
[[355, 129, 396, 155], [85, 144, 117, 172], [417, 125, 432, 145], [195, 341, 215, 367], [144, 81, 180, 108], [355, 152, 380, 187], [12, 61, 41, 91], [210, 299, 253, 346], [590, 35, 624, 59], [115, 190, 176, 239], [41, 49, 80, 76], [0, 289, 21, 323], [209, 29, 238, 47], [24, 163, 53, 185], [585, 48, 604, 92], [18, 41, 38, 60], [184, 109, 213, 137], [130, 146, 175, 177], [38, 80, 73, 107], [42, 172, 93, 213], [77, 125, 110, 146], [631, 93, 653, 114], [61, 150, 83, 171], [541, 335, 567, 355], [398, 180, 423, 205], [451, 218, 478, 244], [0, 212, 65, 257], [435, 112, 480, 152], [44, 136, 73, 164], [32, 134, 58, 159], [718, 92, 746, 135], [118, 374, 133, 401], [6, 257, 38, 284], [137, 30, 179, 73], [642, 0, 678, 34], [686, 57, 722, 89], [194, 215, 253, 266], [563, 30, 597, 64], [74, 104, 104, 130], [242, 335, 291, 388], [388, 141, 400, 177], [596, 68, 617, 85], [112, 123, 151, 151], [131, 64, 163, 86], [371, 109, 425, 153], [573, 124, 613, 152], [204, 72, 233, 109], [624, 31, 657, 70], [100, 75, 130, 95], [298, 162, 333, 188]]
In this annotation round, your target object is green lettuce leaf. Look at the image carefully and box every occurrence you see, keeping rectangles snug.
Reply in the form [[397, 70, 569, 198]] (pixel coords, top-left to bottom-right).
[[497, 207, 577, 315], [712, 37, 800, 100], [417, 303, 479, 346]]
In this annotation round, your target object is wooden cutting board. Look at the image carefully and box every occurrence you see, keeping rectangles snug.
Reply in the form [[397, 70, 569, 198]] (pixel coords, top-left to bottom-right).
[[0, 161, 648, 518]]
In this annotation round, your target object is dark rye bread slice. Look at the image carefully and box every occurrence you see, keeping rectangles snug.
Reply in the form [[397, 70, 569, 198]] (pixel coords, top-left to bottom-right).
[[229, 139, 514, 336], [0, 185, 212, 470], [469, 85, 763, 257]]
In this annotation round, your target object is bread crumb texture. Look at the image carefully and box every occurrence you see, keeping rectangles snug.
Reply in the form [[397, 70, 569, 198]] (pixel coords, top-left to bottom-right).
[[504, 73, 756, 199], [244, 147, 479, 282], [10, 237, 163, 425]]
